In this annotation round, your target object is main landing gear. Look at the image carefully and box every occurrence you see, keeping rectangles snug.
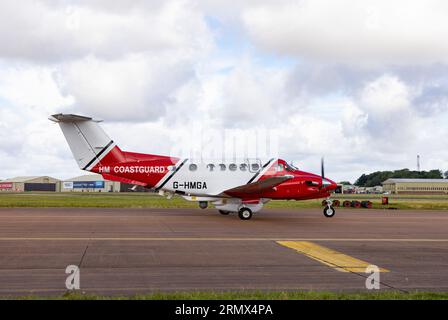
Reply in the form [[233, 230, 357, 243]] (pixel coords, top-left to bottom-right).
[[323, 199, 335, 218], [238, 208, 253, 220], [218, 208, 253, 220]]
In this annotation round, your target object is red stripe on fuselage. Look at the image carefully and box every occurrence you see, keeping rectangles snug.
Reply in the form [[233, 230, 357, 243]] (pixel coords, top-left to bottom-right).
[[89, 146, 179, 188]]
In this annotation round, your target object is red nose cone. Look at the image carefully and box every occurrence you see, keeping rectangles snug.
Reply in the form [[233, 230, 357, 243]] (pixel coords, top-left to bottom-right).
[[330, 179, 337, 190], [323, 178, 337, 191]]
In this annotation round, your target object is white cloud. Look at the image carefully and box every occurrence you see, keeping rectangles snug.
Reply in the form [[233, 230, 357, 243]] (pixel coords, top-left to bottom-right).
[[243, 0, 448, 65], [0, 0, 212, 63], [360, 75, 411, 117], [213, 62, 291, 126], [0, 0, 214, 178], [342, 75, 417, 149], [56, 54, 195, 122], [0, 0, 448, 183], [341, 100, 368, 136], [0, 64, 73, 109]]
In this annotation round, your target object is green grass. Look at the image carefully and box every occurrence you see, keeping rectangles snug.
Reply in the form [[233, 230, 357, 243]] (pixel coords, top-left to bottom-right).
[[8, 290, 448, 300], [0, 192, 447, 210]]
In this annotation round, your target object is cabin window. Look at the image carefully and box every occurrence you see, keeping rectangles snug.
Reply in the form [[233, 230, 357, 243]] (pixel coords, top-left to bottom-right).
[[207, 164, 215, 172], [219, 164, 226, 171], [239, 163, 248, 171], [251, 163, 260, 171], [229, 164, 237, 171], [189, 164, 198, 171]]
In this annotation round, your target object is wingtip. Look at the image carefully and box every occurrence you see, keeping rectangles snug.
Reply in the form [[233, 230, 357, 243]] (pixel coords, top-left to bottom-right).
[[48, 115, 59, 122]]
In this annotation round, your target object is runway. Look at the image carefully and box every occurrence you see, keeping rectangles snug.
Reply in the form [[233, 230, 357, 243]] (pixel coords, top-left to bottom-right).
[[0, 207, 447, 296]]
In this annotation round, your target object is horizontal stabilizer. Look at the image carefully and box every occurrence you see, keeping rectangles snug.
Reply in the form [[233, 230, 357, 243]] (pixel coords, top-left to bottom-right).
[[49, 114, 96, 123]]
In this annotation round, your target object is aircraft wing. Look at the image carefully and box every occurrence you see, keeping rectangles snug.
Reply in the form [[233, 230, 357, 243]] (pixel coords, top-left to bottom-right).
[[101, 173, 148, 187], [222, 175, 294, 195]]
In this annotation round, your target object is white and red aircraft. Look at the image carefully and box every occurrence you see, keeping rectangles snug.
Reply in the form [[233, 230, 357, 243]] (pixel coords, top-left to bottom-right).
[[50, 114, 338, 220]]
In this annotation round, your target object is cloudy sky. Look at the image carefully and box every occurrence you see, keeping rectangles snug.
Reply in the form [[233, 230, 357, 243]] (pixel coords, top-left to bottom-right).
[[1, 0, 448, 183]]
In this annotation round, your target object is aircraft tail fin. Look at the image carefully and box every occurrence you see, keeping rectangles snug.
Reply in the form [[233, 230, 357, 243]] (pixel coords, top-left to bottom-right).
[[50, 114, 125, 171]]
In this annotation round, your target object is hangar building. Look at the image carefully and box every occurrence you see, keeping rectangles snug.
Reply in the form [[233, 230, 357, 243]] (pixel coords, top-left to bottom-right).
[[0, 176, 60, 192], [382, 178, 448, 195], [62, 174, 120, 193]]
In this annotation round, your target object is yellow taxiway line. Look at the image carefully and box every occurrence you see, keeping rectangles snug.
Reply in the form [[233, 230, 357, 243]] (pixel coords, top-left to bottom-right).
[[277, 241, 390, 273]]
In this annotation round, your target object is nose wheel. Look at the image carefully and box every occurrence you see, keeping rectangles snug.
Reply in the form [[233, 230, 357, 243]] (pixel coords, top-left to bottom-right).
[[323, 199, 335, 218], [323, 206, 335, 217]]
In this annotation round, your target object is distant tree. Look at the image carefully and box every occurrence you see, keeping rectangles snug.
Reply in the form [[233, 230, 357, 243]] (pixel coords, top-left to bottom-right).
[[426, 170, 443, 179], [338, 181, 352, 185], [355, 174, 368, 186], [354, 168, 443, 187], [444, 171, 448, 179]]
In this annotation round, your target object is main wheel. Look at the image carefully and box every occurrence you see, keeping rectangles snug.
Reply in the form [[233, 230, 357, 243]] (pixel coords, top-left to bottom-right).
[[323, 206, 335, 218], [238, 208, 253, 220], [219, 210, 230, 215]]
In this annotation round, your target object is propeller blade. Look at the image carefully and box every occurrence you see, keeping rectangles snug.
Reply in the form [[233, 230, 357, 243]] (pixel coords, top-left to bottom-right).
[[321, 157, 325, 180], [320, 157, 331, 189]]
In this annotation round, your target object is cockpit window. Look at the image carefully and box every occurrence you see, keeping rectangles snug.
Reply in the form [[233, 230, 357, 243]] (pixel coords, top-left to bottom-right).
[[286, 163, 298, 172]]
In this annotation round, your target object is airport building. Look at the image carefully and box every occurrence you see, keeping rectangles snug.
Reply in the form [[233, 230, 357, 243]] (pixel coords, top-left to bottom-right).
[[0, 176, 61, 192], [382, 178, 448, 194], [335, 184, 383, 194], [62, 174, 121, 193]]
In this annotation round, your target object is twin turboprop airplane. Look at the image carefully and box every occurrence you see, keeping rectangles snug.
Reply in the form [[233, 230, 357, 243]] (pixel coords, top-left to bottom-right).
[[50, 114, 338, 220]]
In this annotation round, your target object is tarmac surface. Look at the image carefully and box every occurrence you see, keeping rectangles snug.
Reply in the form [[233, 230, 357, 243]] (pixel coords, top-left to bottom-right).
[[0, 207, 447, 296]]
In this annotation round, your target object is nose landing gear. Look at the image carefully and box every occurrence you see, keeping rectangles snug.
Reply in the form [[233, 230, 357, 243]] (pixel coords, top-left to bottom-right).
[[323, 199, 335, 218]]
